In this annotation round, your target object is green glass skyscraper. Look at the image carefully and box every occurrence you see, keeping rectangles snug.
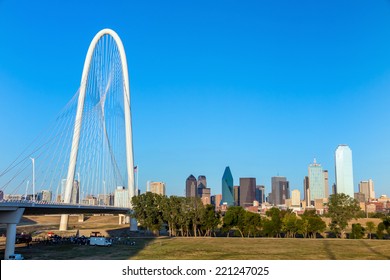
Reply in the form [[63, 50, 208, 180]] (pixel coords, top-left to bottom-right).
[[222, 166, 234, 206]]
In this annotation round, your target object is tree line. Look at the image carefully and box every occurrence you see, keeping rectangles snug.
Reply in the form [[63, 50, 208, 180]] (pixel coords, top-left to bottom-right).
[[131, 192, 390, 239]]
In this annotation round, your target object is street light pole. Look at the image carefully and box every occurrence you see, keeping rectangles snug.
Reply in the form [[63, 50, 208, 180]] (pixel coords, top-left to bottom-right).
[[77, 172, 80, 205], [30, 157, 35, 202]]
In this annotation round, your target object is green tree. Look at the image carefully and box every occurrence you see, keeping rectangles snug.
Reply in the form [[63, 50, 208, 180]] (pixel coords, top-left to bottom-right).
[[161, 195, 183, 236], [350, 223, 365, 239], [262, 208, 283, 237], [242, 211, 262, 237], [131, 192, 164, 235], [326, 193, 361, 238], [382, 216, 390, 235], [282, 212, 298, 238], [202, 204, 221, 237], [376, 222, 385, 239], [222, 206, 246, 237], [298, 210, 326, 238], [365, 221, 376, 239]]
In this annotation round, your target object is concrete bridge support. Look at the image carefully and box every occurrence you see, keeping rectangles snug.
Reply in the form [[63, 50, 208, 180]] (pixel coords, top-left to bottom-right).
[[78, 214, 84, 223], [0, 208, 25, 260], [130, 217, 138, 231], [118, 214, 126, 224]]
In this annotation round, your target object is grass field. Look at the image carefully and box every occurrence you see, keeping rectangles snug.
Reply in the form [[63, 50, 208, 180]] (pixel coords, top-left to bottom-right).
[[2, 237, 390, 260], [1, 215, 389, 260]]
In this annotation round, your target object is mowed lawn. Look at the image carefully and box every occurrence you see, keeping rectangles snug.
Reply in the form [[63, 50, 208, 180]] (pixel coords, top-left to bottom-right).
[[130, 237, 390, 260], [3, 237, 390, 260]]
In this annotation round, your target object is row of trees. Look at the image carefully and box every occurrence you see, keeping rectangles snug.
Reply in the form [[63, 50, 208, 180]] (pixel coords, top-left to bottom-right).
[[131, 192, 219, 237], [131, 192, 390, 239], [131, 192, 326, 238]]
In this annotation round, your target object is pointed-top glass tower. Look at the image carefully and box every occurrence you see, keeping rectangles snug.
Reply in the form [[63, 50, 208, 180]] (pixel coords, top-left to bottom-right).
[[222, 166, 234, 206]]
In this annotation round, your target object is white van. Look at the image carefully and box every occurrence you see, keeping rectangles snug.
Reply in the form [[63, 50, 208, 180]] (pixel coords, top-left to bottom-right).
[[8, 254, 24, 260], [89, 237, 112, 246]]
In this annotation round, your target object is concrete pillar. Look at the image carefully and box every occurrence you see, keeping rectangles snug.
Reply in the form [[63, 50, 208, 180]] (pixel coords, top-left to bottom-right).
[[78, 214, 84, 222], [118, 214, 124, 225], [5, 223, 17, 259], [130, 217, 138, 231], [0, 208, 25, 260], [59, 214, 69, 230]]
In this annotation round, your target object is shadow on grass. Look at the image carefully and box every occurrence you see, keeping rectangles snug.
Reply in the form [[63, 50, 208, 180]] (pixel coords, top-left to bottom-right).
[[0, 228, 157, 260], [323, 240, 337, 260], [358, 240, 390, 260]]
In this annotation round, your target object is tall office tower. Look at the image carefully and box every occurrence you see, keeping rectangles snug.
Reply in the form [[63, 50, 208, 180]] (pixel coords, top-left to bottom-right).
[[211, 194, 222, 211], [149, 181, 166, 196], [256, 185, 265, 204], [40, 190, 52, 202], [272, 176, 290, 205], [0, 190, 4, 200], [304, 176, 310, 206], [114, 186, 130, 207], [332, 183, 337, 195], [71, 180, 80, 204], [335, 145, 354, 197], [291, 189, 301, 207], [368, 179, 375, 200], [233, 186, 240, 206], [197, 175, 207, 197], [239, 178, 256, 207], [222, 166, 234, 206], [323, 170, 329, 198], [97, 194, 112, 205], [186, 175, 197, 198], [359, 179, 375, 201], [200, 187, 211, 205], [197, 175, 207, 188], [308, 159, 325, 202]]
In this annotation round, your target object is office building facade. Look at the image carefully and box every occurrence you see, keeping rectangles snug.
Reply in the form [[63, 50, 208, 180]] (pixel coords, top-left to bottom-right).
[[359, 179, 375, 201], [221, 166, 234, 206], [150, 181, 166, 196], [186, 175, 197, 198], [239, 178, 256, 207], [335, 145, 354, 197], [272, 176, 290, 205], [308, 159, 325, 201]]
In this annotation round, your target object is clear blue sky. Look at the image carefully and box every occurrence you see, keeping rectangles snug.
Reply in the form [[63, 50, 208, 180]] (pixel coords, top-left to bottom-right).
[[1, 0, 390, 198]]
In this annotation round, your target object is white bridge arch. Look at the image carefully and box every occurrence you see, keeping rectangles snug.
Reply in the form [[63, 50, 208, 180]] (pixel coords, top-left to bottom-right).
[[59, 28, 135, 230]]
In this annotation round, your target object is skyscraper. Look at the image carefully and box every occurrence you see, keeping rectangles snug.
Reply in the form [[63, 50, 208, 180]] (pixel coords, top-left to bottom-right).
[[211, 194, 222, 211], [186, 175, 197, 198], [304, 176, 310, 206], [200, 187, 211, 205], [291, 189, 301, 207], [255, 185, 265, 204], [114, 186, 129, 207], [308, 159, 325, 202], [197, 175, 207, 197], [359, 179, 375, 201], [271, 176, 290, 205], [335, 145, 354, 197], [239, 178, 256, 207], [221, 166, 234, 206], [149, 181, 166, 196], [323, 170, 329, 198], [233, 185, 240, 206], [197, 175, 207, 189]]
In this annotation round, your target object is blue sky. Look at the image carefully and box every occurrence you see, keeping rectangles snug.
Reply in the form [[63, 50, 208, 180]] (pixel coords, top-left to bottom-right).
[[1, 0, 390, 198]]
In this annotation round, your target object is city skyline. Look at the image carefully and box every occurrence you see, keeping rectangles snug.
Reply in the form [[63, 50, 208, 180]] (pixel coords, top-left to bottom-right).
[[1, 1, 390, 198]]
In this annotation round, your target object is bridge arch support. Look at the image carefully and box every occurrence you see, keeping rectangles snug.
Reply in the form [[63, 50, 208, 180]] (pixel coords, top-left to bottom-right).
[[59, 29, 135, 230]]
